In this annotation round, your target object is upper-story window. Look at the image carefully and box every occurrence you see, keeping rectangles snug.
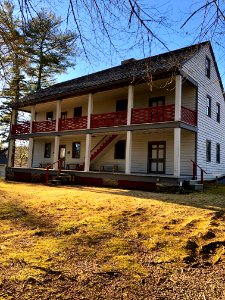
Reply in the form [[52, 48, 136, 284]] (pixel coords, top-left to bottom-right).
[[116, 99, 127, 111], [206, 140, 211, 162], [74, 107, 82, 117], [149, 96, 165, 107], [206, 96, 211, 117], [205, 56, 211, 79], [61, 112, 67, 119], [216, 103, 220, 123], [46, 111, 53, 121]]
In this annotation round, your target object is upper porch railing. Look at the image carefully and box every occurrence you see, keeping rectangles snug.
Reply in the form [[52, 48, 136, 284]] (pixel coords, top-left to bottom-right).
[[11, 104, 197, 135]]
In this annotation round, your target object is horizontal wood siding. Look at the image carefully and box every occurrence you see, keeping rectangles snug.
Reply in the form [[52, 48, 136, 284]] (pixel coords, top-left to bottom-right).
[[182, 45, 225, 179]]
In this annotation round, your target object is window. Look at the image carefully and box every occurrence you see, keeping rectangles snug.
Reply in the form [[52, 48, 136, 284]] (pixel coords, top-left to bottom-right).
[[61, 112, 67, 119], [74, 107, 82, 117], [206, 140, 211, 162], [216, 103, 220, 123], [114, 140, 126, 159], [72, 142, 81, 158], [216, 143, 220, 164], [149, 96, 165, 107], [116, 99, 127, 111], [206, 96, 211, 117], [46, 111, 53, 121], [205, 57, 211, 78], [44, 143, 51, 158]]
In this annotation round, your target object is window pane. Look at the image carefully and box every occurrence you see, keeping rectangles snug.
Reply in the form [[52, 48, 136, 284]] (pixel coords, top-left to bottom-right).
[[44, 143, 51, 158], [115, 140, 126, 159], [151, 162, 157, 172], [72, 142, 81, 158], [158, 163, 164, 172]]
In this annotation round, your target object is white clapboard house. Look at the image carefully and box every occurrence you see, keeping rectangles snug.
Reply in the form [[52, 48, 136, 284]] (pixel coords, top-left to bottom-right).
[[6, 41, 225, 190]]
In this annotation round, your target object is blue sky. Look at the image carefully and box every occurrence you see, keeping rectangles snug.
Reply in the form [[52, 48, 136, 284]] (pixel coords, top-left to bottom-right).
[[46, 0, 225, 86]]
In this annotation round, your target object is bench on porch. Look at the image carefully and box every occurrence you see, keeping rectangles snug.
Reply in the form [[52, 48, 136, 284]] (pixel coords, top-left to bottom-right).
[[66, 163, 84, 171], [39, 162, 51, 168], [99, 164, 119, 172]]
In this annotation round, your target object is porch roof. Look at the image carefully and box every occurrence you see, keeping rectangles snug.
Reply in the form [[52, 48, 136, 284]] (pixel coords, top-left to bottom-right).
[[13, 42, 210, 109]]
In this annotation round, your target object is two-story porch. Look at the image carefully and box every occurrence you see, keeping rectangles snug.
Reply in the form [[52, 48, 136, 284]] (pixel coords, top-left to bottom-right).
[[7, 75, 198, 189]]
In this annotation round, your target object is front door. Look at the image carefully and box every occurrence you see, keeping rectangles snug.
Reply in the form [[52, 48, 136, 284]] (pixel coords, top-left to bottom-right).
[[148, 142, 166, 174], [59, 145, 66, 169]]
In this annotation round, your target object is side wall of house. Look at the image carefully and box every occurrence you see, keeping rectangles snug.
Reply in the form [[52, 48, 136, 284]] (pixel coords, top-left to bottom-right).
[[182, 45, 225, 179]]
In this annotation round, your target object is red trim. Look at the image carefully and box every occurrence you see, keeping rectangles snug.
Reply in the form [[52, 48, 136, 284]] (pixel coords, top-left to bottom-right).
[[32, 120, 56, 133], [11, 123, 30, 135], [60, 116, 87, 131], [91, 111, 127, 128], [131, 104, 175, 124]]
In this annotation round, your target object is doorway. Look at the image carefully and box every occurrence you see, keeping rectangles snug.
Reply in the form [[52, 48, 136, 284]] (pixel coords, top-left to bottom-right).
[[148, 142, 166, 174], [59, 145, 66, 169]]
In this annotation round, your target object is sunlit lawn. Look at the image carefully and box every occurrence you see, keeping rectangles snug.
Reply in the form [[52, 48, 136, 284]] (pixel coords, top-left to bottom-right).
[[0, 179, 224, 283]]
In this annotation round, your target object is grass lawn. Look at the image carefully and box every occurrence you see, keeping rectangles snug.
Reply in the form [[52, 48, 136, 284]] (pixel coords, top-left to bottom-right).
[[0, 179, 224, 299]]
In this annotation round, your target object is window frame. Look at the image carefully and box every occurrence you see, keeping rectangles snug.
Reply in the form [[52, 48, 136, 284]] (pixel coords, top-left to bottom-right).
[[149, 96, 165, 107], [74, 107, 82, 118], [216, 143, 220, 164], [216, 103, 220, 123], [72, 142, 81, 159], [116, 99, 128, 112], [44, 143, 51, 158], [206, 95, 211, 117], [46, 111, 53, 121], [206, 140, 211, 162], [205, 56, 211, 79], [114, 140, 126, 159]]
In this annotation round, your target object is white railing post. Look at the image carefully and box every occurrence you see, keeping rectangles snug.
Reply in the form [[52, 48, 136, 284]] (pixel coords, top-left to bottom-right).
[[127, 85, 134, 125], [30, 105, 35, 133], [174, 128, 181, 177], [125, 131, 132, 174], [87, 93, 93, 129], [53, 136, 60, 170], [56, 100, 61, 131], [84, 134, 91, 172]]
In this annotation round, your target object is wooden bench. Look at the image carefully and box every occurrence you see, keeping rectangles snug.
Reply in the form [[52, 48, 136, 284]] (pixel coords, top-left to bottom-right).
[[39, 163, 51, 168], [66, 163, 80, 170], [99, 164, 119, 172]]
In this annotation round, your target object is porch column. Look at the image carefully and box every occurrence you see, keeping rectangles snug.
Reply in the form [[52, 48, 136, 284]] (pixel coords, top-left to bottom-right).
[[56, 100, 61, 131], [27, 138, 34, 168], [125, 131, 132, 174], [53, 136, 60, 170], [175, 75, 182, 121], [8, 139, 15, 167], [87, 93, 93, 129], [8, 109, 17, 167], [174, 128, 181, 177], [127, 85, 134, 125], [84, 134, 91, 172], [30, 105, 35, 133]]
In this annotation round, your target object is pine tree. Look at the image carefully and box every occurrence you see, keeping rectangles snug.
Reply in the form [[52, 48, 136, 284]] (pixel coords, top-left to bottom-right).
[[25, 10, 77, 91]]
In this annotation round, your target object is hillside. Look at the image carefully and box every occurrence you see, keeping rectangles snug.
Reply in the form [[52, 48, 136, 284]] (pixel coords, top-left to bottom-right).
[[0, 180, 224, 299]]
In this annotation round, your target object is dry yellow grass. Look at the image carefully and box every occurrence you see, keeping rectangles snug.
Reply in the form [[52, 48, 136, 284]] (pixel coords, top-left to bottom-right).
[[0, 179, 225, 299]]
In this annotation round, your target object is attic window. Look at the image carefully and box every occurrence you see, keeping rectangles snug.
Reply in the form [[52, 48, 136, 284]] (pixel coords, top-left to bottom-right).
[[205, 56, 211, 78]]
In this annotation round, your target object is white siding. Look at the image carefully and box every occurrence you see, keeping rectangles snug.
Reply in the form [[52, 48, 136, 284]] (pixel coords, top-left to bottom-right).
[[182, 45, 225, 179], [0, 165, 6, 177]]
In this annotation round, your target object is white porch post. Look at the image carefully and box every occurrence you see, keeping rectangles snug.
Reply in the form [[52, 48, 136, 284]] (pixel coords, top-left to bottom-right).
[[175, 75, 182, 121], [56, 100, 61, 131], [84, 134, 91, 172], [8, 109, 17, 167], [27, 138, 34, 168], [53, 136, 60, 170], [125, 131, 132, 174], [30, 105, 35, 133], [87, 93, 93, 129], [127, 85, 134, 125], [8, 139, 15, 167], [174, 128, 181, 177]]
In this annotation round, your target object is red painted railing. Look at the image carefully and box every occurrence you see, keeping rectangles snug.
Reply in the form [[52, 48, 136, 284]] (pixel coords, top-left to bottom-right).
[[11, 122, 30, 135], [91, 135, 118, 161], [191, 160, 207, 184], [91, 111, 127, 128], [11, 105, 197, 135], [46, 157, 64, 185], [59, 116, 87, 131], [131, 104, 175, 124], [32, 120, 56, 133], [181, 107, 197, 126]]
